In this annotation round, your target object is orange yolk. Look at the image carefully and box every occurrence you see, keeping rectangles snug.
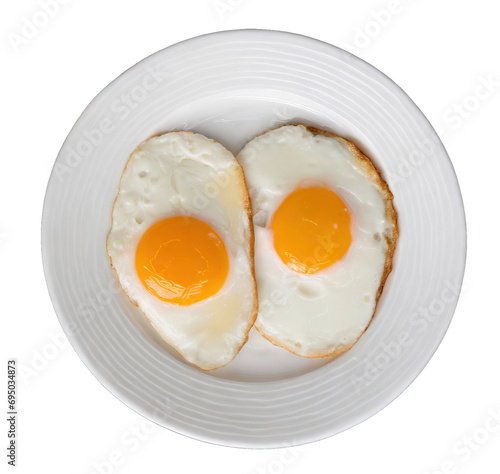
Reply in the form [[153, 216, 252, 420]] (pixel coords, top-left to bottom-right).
[[271, 186, 352, 274], [135, 216, 229, 305]]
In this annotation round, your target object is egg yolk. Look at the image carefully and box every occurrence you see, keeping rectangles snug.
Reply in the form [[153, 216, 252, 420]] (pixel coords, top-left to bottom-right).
[[135, 216, 229, 305], [271, 186, 352, 274]]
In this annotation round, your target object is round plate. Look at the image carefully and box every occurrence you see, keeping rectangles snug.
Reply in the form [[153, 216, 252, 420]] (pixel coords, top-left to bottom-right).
[[42, 30, 466, 448]]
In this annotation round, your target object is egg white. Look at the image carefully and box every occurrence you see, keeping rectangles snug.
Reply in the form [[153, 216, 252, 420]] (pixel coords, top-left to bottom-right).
[[107, 132, 257, 370], [237, 125, 398, 357]]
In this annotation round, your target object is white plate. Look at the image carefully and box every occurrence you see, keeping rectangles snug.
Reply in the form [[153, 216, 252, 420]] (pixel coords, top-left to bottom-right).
[[42, 30, 466, 448]]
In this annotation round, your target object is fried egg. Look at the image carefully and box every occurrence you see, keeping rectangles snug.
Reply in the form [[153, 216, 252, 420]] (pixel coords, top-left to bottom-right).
[[107, 131, 258, 370], [237, 125, 398, 358]]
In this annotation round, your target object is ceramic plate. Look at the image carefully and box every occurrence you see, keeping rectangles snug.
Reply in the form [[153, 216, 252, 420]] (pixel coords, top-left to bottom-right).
[[42, 30, 466, 448]]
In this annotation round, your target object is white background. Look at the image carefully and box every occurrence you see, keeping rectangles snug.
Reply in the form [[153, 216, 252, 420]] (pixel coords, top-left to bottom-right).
[[1, 0, 499, 473]]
